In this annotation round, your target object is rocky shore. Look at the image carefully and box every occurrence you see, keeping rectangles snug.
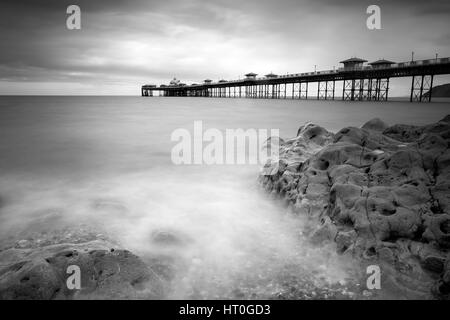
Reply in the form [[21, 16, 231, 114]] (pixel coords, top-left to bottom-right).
[[1, 115, 449, 300], [0, 226, 166, 299], [259, 115, 450, 299]]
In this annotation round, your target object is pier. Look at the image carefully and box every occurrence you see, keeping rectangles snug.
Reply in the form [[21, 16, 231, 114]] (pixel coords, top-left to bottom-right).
[[142, 56, 450, 102]]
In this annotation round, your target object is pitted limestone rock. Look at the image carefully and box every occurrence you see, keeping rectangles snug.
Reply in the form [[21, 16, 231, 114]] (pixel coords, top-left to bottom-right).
[[259, 115, 450, 298]]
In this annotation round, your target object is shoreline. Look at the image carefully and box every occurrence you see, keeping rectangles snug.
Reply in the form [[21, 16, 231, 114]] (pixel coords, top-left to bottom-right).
[[1, 114, 449, 300]]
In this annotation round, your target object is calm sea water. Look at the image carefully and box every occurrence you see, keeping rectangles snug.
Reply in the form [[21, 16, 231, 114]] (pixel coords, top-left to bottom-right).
[[0, 96, 449, 299]]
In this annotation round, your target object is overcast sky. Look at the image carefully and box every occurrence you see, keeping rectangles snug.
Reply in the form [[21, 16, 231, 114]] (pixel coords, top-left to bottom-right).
[[0, 0, 449, 95]]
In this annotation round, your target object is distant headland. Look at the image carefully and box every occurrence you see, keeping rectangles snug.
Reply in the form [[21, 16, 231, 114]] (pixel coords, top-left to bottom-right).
[[425, 83, 450, 98]]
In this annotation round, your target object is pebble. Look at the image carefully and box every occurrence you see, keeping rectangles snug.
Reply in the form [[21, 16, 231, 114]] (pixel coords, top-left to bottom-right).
[[16, 239, 30, 248], [362, 290, 372, 297]]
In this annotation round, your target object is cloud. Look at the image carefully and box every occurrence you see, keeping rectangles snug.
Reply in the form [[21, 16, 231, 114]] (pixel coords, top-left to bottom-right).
[[0, 0, 449, 94]]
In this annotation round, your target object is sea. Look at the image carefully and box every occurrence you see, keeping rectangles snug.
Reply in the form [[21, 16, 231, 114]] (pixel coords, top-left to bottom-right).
[[0, 96, 449, 299]]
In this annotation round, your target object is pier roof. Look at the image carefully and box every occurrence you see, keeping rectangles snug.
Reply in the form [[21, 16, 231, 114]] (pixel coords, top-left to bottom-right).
[[339, 57, 368, 63], [245, 72, 257, 76], [265, 73, 278, 78], [369, 59, 395, 65]]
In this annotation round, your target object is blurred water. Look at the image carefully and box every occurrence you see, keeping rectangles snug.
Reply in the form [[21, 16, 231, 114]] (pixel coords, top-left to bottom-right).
[[0, 96, 449, 299]]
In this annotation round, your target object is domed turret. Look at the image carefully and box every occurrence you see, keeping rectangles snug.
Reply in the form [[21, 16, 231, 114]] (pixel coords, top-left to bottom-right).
[[169, 77, 181, 86]]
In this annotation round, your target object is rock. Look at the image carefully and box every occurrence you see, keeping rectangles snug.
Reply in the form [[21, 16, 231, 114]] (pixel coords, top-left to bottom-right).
[[423, 214, 450, 248], [310, 217, 338, 245], [383, 124, 424, 142], [259, 115, 450, 298], [434, 254, 450, 297], [335, 230, 357, 254], [296, 123, 334, 146], [361, 118, 389, 132], [423, 256, 445, 273], [362, 290, 372, 297], [16, 240, 31, 249], [0, 240, 164, 300], [150, 229, 190, 247]]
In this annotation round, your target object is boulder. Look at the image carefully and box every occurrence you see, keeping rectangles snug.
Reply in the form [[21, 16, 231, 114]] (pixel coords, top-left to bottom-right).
[[361, 118, 389, 132], [259, 115, 450, 298], [0, 239, 163, 300]]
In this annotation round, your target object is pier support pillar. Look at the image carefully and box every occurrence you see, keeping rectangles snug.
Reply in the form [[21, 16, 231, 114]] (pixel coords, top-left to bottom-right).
[[410, 75, 433, 102], [378, 78, 389, 101], [319, 81, 335, 100], [279, 84, 286, 98], [327, 81, 334, 100], [368, 79, 377, 101], [360, 79, 369, 100], [318, 81, 325, 100], [343, 79, 355, 101], [301, 82, 308, 99], [354, 79, 362, 100]]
